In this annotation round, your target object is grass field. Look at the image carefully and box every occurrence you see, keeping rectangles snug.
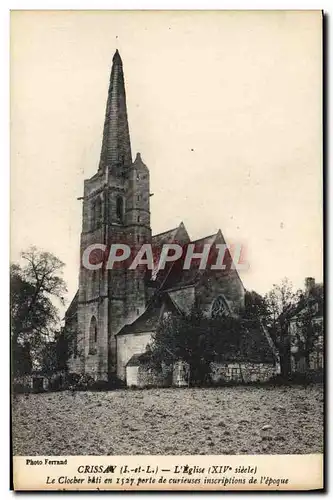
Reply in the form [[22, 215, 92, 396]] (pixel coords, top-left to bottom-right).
[[12, 384, 323, 456]]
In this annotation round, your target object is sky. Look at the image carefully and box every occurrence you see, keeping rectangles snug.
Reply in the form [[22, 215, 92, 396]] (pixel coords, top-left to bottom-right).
[[11, 10, 323, 308]]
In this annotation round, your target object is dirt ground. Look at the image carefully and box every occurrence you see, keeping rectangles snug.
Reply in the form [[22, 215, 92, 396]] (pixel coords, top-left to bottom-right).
[[12, 384, 323, 455]]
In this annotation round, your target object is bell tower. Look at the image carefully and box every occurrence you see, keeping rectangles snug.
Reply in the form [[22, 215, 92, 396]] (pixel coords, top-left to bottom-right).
[[77, 50, 151, 381]]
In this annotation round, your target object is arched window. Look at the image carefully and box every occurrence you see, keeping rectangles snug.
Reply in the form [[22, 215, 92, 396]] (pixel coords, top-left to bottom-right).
[[90, 196, 102, 230], [116, 196, 124, 222], [211, 295, 230, 319], [89, 316, 98, 354]]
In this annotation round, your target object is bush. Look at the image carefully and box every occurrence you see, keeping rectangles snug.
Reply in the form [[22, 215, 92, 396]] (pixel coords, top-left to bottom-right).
[[89, 376, 126, 391], [49, 373, 65, 391], [265, 370, 324, 386], [66, 373, 125, 391], [64, 372, 81, 389], [68, 373, 95, 391], [89, 380, 113, 391], [13, 382, 31, 394]]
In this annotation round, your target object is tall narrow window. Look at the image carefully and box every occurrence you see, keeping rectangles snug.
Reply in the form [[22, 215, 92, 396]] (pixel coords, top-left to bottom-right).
[[95, 196, 102, 228], [91, 200, 96, 230], [116, 196, 124, 222], [89, 316, 98, 354]]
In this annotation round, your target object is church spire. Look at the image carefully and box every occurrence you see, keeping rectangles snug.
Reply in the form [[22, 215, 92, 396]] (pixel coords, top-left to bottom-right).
[[98, 50, 132, 173]]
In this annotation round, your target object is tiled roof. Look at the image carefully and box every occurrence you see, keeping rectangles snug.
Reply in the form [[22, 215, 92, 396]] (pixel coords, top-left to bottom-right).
[[160, 232, 221, 290], [116, 302, 161, 336], [117, 294, 180, 336], [152, 226, 180, 246]]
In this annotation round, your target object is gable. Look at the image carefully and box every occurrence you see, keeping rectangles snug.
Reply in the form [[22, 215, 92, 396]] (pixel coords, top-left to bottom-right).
[[150, 222, 191, 286], [157, 230, 245, 314]]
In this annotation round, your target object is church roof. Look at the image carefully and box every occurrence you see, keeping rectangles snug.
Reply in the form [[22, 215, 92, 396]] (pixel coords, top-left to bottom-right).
[[150, 222, 191, 286], [117, 302, 161, 336], [152, 226, 180, 246], [64, 290, 78, 321], [117, 294, 180, 336], [152, 222, 190, 247], [159, 231, 222, 291]]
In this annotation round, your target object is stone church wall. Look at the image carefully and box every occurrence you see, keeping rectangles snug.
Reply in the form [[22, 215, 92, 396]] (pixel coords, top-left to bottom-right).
[[67, 356, 84, 374], [77, 298, 109, 381]]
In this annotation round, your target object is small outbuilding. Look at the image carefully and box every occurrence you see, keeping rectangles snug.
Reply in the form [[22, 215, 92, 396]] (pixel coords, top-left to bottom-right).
[[126, 354, 148, 387]]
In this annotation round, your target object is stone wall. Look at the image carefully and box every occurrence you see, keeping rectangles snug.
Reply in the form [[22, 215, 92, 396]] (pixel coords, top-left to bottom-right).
[[210, 362, 276, 384], [13, 375, 50, 391], [128, 363, 172, 388], [125, 360, 275, 388]]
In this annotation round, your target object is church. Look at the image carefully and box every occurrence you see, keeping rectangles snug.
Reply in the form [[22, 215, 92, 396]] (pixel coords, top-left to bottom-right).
[[64, 50, 275, 385]]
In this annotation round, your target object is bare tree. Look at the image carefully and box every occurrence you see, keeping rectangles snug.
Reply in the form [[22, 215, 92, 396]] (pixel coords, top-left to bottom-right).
[[11, 246, 67, 372]]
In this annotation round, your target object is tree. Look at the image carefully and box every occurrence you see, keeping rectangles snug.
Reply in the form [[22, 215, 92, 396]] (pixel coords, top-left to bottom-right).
[[40, 331, 70, 375], [150, 306, 209, 385], [11, 247, 67, 373], [12, 340, 32, 377], [150, 305, 244, 386], [264, 278, 301, 378], [243, 290, 269, 322]]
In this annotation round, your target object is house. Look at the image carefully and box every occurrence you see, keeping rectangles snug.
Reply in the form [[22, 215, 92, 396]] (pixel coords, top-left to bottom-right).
[[288, 278, 324, 373]]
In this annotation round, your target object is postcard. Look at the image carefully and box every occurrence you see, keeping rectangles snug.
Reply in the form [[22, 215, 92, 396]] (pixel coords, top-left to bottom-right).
[[11, 10, 324, 491]]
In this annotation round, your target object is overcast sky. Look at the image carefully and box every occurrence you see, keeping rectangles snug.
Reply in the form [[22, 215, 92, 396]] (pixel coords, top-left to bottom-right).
[[11, 10, 323, 307]]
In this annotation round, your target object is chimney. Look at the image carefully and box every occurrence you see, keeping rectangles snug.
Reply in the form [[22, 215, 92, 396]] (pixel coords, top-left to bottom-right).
[[305, 277, 315, 295]]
